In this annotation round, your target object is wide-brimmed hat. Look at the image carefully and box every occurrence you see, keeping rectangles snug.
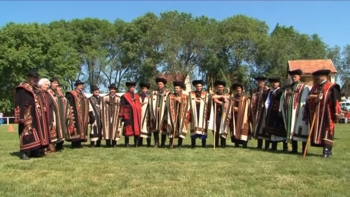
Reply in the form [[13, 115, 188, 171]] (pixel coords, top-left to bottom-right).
[[231, 82, 244, 90], [214, 80, 226, 87], [155, 77, 167, 85], [125, 81, 136, 87], [192, 80, 203, 86], [91, 85, 99, 91], [139, 82, 151, 89], [267, 77, 280, 83], [173, 81, 185, 89], [312, 69, 331, 76], [254, 76, 267, 81], [108, 83, 117, 89], [26, 70, 40, 79], [288, 69, 302, 76], [74, 80, 84, 86]]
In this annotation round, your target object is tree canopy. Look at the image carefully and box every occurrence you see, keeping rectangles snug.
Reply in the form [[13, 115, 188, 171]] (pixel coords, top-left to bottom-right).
[[0, 11, 348, 112]]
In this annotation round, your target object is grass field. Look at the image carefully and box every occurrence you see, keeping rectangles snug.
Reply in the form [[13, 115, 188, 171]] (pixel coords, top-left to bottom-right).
[[0, 124, 349, 197]]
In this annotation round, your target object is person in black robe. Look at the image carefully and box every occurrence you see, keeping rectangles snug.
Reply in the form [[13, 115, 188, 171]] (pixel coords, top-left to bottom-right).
[[14, 70, 50, 160], [265, 78, 288, 152]]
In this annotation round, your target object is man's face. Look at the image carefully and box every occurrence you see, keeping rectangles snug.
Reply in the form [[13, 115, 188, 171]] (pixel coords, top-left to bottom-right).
[[216, 85, 224, 93], [109, 88, 116, 95], [291, 74, 300, 83], [174, 86, 182, 94], [257, 80, 265, 88], [28, 77, 39, 86], [128, 86, 135, 93], [76, 84, 84, 91], [157, 82, 165, 90], [272, 82, 280, 89], [195, 84, 202, 91], [51, 81, 59, 90], [92, 90, 99, 96], [235, 87, 242, 94], [141, 87, 148, 94], [41, 81, 50, 91]]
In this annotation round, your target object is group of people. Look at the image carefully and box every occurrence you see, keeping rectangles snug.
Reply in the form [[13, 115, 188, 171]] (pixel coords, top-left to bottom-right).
[[14, 68, 341, 160]]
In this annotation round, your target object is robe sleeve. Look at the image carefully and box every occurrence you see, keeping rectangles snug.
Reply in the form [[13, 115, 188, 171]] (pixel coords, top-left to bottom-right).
[[14, 88, 27, 123], [119, 96, 129, 121]]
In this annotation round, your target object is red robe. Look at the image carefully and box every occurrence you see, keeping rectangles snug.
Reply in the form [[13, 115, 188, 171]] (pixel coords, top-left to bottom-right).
[[305, 81, 341, 147], [119, 92, 142, 137]]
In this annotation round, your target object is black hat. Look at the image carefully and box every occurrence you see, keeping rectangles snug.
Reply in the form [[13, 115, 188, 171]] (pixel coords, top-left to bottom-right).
[[155, 77, 167, 85], [214, 80, 226, 87], [173, 81, 185, 89], [312, 69, 331, 76], [91, 85, 99, 91], [288, 69, 302, 76], [74, 80, 84, 86], [268, 77, 280, 83], [254, 76, 267, 81], [139, 82, 150, 89], [125, 81, 136, 87], [108, 83, 117, 89], [26, 70, 40, 78], [192, 80, 203, 86], [50, 77, 59, 84], [231, 82, 244, 90]]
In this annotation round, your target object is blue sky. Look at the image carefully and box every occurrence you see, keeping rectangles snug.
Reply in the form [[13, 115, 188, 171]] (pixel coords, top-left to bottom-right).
[[0, 1, 349, 48]]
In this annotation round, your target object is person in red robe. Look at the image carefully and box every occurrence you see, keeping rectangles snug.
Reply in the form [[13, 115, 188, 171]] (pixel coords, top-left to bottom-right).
[[304, 69, 341, 158], [119, 82, 142, 147]]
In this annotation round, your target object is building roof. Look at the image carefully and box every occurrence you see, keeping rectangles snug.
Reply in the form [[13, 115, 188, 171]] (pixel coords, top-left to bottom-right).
[[287, 59, 337, 75]]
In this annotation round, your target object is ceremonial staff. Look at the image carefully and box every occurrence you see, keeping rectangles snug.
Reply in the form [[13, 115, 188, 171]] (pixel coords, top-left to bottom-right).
[[303, 92, 321, 158]]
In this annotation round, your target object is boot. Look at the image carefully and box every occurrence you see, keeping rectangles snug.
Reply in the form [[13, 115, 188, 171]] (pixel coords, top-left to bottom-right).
[[191, 138, 196, 148], [20, 151, 30, 160], [283, 142, 288, 152], [153, 132, 159, 148], [138, 137, 143, 147], [234, 142, 239, 147], [134, 136, 139, 147], [96, 140, 101, 147], [76, 141, 82, 148], [290, 140, 298, 154], [202, 139, 206, 148], [161, 134, 166, 147], [271, 142, 277, 151], [257, 139, 263, 149], [146, 138, 151, 147], [90, 141, 95, 147], [125, 137, 130, 147], [242, 141, 248, 148], [220, 137, 226, 148], [106, 140, 111, 147], [55, 141, 64, 151], [302, 142, 307, 154], [178, 138, 183, 148], [112, 140, 117, 148], [264, 140, 270, 150], [323, 147, 331, 158], [329, 147, 333, 156]]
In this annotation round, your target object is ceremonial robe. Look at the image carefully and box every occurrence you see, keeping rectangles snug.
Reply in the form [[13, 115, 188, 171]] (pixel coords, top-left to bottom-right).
[[149, 89, 170, 134], [119, 92, 142, 137], [166, 93, 190, 139], [139, 93, 151, 138], [305, 81, 340, 147], [47, 88, 69, 143], [65, 90, 92, 142], [231, 93, 251, 143], [189, 91, 210, 139], [250, 88, 270, 140], [280, 82, 310, 142], [89, 95, 103, 142], [14, 83, 50, 151], [208, 93, 232, 139], [265, 87, 286, 142], [101, 94, 123, 141]]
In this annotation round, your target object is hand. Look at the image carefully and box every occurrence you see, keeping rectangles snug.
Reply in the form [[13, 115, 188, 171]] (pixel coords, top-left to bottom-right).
[[233, 107, 238, 112]]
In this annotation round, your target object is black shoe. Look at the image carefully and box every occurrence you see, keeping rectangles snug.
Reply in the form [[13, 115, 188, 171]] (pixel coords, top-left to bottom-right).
[[191, 138, 196, 149], [264, 141, 270, 150], [202, 140, 206, 148], [146, 139, 151, 147], [323, 147, 331, 158], [243, 142, 248, 148], [283, 142, 288, 152], [20, 153, 30, 160], [257, 139, 263, 149], [270, 142, 277, 151]]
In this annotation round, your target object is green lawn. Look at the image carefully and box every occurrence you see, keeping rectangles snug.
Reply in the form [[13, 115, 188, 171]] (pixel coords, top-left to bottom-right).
[[0, 124, 349, 197]]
